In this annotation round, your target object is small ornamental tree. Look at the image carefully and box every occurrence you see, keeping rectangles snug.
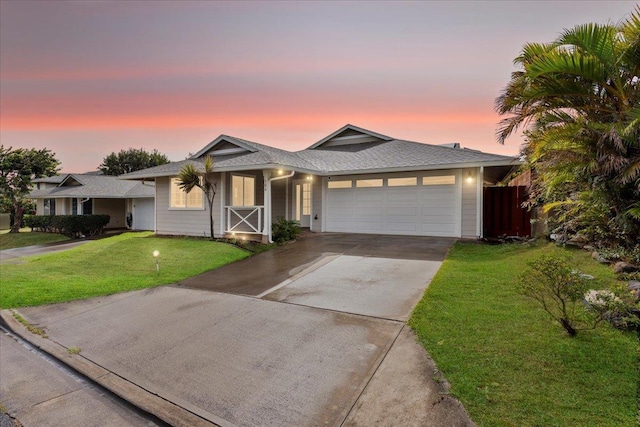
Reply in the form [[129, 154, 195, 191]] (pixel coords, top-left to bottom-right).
[[519, 254, 593, 336], [0, 146, 60, 232], [177, 156, 217, 239], [99, 148, 169, 176]]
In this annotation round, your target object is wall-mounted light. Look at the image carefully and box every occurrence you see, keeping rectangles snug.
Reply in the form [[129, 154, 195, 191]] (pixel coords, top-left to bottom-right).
[[277, 169, 284, 175], [465, 171, 474, 184], [306, 175, 313, 181]]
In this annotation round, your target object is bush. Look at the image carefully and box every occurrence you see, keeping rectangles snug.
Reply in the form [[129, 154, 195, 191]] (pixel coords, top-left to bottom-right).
[[271, 217, 301, 244], [519, 254, 595, 336], [24, 215, 110, 237]]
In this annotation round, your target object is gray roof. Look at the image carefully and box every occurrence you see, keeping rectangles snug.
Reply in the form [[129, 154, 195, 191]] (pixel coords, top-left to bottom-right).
[[121, 125, 518, 180], [29, 174, 154, 199]]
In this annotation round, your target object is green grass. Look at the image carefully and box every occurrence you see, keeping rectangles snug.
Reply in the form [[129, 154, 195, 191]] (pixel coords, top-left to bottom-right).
[[0, 229, 70, 250], [0, 232, 250, 308], [409, 242, 638, 427]]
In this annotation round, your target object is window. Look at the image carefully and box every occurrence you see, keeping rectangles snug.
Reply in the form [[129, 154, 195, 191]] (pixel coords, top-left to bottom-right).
[[356, 179, 383, 188], [232, 175, 255, 206], [43, 198, 56, 215], [72, 198, 78, 215], [82, 199, 93, 215], [328, 180, 352, 189], [422, 175, 456, 185], [302, 183, 310, 215], [388, 177, 417, 187], [170, 178, 203, 209]]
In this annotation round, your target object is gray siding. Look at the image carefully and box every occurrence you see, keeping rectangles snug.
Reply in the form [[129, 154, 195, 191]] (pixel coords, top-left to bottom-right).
[[156, 175, 221, 237], [461, 168, 478, 238], [271, 178, 287, 222], [94, 198, 126, 229]]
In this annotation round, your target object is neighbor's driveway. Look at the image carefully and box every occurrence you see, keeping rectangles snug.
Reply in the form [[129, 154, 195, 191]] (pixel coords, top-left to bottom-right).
[[10, 233, 474, 426]]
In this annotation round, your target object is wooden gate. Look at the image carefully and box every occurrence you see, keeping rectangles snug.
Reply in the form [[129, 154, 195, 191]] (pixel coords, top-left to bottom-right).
[[483, 186, 531, 237]]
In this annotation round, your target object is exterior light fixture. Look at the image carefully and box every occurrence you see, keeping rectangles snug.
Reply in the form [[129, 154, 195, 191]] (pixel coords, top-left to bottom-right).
[[465, 172, 474, 184], [307, 175, 312, 181], [278, 169, 284, 175], [152, 250, 160, 275]]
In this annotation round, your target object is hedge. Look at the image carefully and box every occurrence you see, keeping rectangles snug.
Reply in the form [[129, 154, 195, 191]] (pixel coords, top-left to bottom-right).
[[24, 215, 110, 238]]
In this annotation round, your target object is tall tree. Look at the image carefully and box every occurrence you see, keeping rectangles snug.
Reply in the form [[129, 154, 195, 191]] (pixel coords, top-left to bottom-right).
[[99, 148, 169, 176], [0, 146, 60, 232], [495, 7, 640, 247], [177, 156, 217, 239]]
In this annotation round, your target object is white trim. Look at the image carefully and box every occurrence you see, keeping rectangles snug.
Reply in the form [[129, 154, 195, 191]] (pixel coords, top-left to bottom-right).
[[477, 166, 484, 238], [192, 135, 259, 159], [219, 172, 226, 236], [308, 124, 393, 149]]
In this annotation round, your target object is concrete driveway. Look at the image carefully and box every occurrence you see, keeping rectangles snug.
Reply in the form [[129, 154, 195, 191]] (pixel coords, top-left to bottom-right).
[[7, 233, 474, 427]]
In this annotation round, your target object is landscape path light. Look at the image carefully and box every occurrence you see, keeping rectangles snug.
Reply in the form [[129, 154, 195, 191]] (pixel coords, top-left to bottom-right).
[[153, 250, 160, 275]]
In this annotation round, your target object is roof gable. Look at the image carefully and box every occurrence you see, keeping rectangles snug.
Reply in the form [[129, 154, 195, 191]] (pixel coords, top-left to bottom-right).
[[59, 175, 84, 187], [308, 124, 394, 149], [192, 135, 259, 159]]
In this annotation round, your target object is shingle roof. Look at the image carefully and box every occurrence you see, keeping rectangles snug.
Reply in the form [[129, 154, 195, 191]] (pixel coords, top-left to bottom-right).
[[297, 139, 516, 174], [29, 174, 154, 199], [121, 125, 518, 180]]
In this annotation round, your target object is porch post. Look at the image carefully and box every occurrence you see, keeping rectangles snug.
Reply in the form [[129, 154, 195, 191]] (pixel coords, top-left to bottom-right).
[[262, 170, 271, 242], [477, 166, 484, 238]]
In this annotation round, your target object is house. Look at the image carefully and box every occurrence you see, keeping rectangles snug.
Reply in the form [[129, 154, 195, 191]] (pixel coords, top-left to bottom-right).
[[29, 172, 155, 230], [121, 124, 520, 241]]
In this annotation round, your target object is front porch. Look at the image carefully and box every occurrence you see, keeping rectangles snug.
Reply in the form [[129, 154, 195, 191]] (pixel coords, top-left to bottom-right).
[[220, 169, 316, 242]]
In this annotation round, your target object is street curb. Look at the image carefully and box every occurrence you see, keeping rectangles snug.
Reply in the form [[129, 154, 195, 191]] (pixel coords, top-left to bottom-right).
[[0, 309, 234, 427]]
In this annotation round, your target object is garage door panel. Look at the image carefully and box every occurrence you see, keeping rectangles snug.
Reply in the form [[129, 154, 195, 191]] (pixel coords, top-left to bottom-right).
[[386, 190, 418, 203], [386, 222, 419, 232], [326, 174, 460, 237], [386, 207, 418, 217]]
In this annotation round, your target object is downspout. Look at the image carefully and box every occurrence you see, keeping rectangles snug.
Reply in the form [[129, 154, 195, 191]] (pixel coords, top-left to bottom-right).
[[267, 170, 296, 243]]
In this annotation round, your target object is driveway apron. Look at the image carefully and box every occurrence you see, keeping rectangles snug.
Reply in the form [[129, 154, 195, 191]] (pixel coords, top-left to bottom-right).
[[12, 233, 469, 426]]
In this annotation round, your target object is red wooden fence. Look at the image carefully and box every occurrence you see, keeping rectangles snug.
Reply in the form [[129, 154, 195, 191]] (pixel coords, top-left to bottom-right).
[[483, 186, 531, 238]]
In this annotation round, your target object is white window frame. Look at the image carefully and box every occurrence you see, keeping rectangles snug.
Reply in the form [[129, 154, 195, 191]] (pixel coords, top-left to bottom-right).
[[169, 177, 204, 210], [231, 174, 256, 207]]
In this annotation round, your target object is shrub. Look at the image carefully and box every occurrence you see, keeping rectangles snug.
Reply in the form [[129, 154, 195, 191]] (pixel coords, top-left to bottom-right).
[[519, 254, 595, 336], [271, 217, 301, 244], [23, 215, 110, 237], [584, 286, 640, 331]]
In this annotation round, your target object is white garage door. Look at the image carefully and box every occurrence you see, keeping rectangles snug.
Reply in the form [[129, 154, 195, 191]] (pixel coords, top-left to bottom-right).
[[325, 172, 461, 237], [132, 198, 155, 231]]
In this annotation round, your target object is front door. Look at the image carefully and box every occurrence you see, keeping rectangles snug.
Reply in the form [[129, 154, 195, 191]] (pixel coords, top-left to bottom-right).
[[294, 180, 311, 227]]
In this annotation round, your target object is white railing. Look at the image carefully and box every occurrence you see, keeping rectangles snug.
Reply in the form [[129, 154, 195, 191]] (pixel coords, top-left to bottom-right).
[[225, 206, 264, 234]]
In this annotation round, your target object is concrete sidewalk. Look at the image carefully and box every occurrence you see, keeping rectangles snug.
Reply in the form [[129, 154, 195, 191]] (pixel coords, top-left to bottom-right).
[[0, 240, 90, 263]]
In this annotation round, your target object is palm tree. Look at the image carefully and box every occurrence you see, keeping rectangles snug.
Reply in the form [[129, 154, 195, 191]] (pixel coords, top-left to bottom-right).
[[495, 7, 640, 246], [177, 156, 217, 239]]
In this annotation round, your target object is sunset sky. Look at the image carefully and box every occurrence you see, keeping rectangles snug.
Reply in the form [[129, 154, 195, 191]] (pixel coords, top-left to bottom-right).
[[0, 1, 635, 173]]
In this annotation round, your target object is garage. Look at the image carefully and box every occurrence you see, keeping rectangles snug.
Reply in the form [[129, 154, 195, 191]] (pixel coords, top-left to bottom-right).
[[132, 198, 155, 230], [325, 171, 461, 237]]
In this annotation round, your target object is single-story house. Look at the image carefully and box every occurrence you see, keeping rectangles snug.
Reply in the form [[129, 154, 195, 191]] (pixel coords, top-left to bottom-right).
[[29, 172, 155, 230], [121, 124, 521, 242]]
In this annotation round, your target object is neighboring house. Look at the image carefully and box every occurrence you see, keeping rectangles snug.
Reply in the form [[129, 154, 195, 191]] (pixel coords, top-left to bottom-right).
[[29, 172, 155, 230], [121, 124, 520, 241]]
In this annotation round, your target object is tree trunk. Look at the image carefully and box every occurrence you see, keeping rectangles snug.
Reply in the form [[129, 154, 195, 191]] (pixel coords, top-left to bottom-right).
[[9, 205, 24, 233], [560, 318, 577, 337]]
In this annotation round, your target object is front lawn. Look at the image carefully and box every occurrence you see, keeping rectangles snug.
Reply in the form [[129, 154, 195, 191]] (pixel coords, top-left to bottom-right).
[[409, 242, 638, 427], [0, 232, 250, 308], [0, 229, 70, 250]]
